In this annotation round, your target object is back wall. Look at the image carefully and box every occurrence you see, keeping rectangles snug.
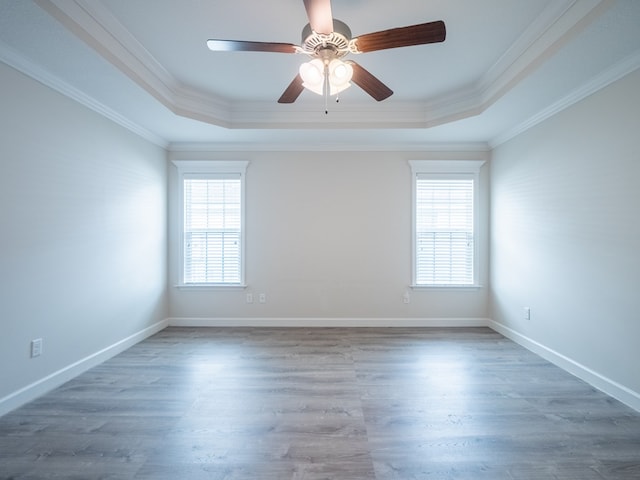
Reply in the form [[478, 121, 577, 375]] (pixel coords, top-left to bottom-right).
[[168, 150, 490, 324]]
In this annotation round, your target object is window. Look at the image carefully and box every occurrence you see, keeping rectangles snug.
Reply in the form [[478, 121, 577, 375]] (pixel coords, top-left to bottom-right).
[[173, 161, 248, 286], [409, 160, 484, 287]]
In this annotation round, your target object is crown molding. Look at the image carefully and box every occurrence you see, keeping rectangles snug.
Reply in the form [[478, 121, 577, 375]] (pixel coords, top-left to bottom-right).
[[477, 0, 610, 106], [478, 0, 577, 99], [0, 41, 167, 148], [422, 0, 577, 120], [490, 48, 640, 148], [167, 141, 491, 153], [7, 17, 634, 155], [32, 0, 612, 131], [35, 0, 176, 108], [425, 0, 611, 123]]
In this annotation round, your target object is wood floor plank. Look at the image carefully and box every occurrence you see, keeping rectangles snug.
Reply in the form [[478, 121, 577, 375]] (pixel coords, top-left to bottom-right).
[[1, 327, 639, 479]]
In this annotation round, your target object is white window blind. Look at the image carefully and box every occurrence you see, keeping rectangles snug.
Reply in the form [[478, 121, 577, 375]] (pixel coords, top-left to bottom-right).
[[415, 177, 475, 285], [183, 175, 242, 284]]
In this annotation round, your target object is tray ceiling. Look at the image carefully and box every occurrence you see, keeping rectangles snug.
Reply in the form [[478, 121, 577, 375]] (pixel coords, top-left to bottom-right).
[[1, 0, 639, 149]]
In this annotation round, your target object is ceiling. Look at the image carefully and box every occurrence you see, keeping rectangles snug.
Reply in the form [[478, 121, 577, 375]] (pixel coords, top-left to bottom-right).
[[1, 0, 639, 150]]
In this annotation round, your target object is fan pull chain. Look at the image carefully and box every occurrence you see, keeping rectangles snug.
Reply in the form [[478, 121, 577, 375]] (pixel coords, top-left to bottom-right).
[[324, 64, 329, 114]]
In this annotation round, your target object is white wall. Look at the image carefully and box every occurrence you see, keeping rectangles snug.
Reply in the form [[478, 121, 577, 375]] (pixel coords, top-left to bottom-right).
[[0, 63, 168, 411], [168, 150, 490, 324], [490, 69, 640, 404]]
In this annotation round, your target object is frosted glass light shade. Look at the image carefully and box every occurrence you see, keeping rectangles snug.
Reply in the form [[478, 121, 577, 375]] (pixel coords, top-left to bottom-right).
[[299, 58, 353, 97], [299, 59, 325, 96], [328, 59, 353, 95]]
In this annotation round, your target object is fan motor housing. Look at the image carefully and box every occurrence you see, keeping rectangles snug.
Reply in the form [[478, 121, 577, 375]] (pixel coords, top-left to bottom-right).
[[301, 19, 352, 57]]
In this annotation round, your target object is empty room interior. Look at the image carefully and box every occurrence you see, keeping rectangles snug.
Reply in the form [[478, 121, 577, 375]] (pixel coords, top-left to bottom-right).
[[1, 0, 640, 478]]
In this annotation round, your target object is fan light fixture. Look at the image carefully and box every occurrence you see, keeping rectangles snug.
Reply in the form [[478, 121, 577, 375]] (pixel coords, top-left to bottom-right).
[[206, 0, 447, 105], [299, 58, 353, 96]]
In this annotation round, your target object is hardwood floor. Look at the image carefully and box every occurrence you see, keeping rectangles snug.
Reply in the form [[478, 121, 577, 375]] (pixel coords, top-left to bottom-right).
[[1, 327, 639, 479]]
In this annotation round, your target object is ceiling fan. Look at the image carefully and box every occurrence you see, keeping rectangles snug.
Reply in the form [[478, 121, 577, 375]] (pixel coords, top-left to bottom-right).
[[206, 0, 446, 104]]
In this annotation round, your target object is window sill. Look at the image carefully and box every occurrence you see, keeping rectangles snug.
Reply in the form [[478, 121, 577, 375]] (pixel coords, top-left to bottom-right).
[[174, 284, 247, 290], [410, 284, 483, 290]]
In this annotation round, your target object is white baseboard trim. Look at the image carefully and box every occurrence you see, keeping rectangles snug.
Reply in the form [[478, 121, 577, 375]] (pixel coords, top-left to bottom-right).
[[0, 319, 169, 417], [488, 319, 640, 413], [168, 317, 491, 328], [4, 317, 637, 416]]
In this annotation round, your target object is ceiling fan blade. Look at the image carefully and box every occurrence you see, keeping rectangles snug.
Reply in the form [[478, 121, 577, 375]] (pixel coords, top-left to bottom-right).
[[303, 0, 334, 35], [348, 61, 393, 101], [352, 20, 446, 53], [278, 74, 305, 103], [207, 39, 298, 54]]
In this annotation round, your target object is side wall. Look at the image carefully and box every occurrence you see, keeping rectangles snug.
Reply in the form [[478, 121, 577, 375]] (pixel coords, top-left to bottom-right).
[[490, 69, 640, 408], [168, 150, 490, 325], [0, 63, 168, 413]]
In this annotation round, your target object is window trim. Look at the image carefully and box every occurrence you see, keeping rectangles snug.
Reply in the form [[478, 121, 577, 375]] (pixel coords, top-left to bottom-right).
[[172, 160, 249, 288], [409, 160, 485, 288]]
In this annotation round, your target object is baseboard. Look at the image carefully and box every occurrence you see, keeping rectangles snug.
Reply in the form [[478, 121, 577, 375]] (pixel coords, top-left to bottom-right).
[[5, 317, 637, 416], [168, 317, 491, 328], [488, 319, 640, 413], [0, 319, 169, 417]]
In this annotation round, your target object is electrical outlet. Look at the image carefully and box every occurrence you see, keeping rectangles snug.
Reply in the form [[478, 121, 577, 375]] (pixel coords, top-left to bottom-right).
[[31, 338, 43, 358], [246, 293, 253, 304], [524, 307, 531, 321], [259, 293, 266, 304], [402, 292, 411, 304]]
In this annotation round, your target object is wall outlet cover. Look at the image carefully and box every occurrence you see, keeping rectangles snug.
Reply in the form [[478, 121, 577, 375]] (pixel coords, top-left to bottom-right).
[[31, 338, 43, 358]]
